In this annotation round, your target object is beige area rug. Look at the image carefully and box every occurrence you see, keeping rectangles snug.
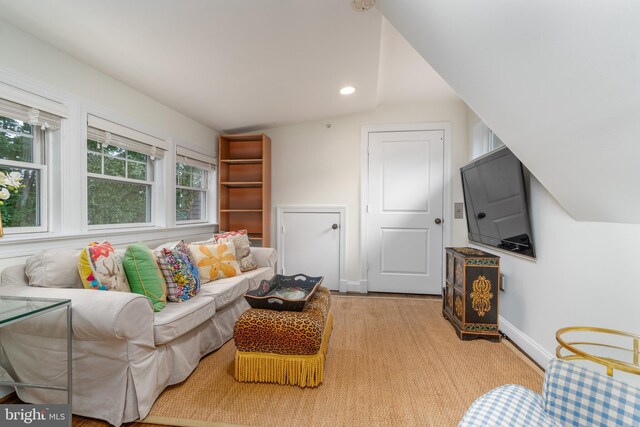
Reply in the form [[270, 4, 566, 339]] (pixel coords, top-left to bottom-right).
[[142, 296, 543, 427]]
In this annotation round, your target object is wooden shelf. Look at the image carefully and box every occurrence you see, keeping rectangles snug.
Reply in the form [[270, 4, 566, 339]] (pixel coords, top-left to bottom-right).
[[220, 182, 262, 188], [220, 159, 263, 165], [218, 133, 271, 247]]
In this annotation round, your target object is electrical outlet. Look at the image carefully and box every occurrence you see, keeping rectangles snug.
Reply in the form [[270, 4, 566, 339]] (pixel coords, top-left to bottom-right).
[[500, 274, 506, 291], [454, 202, 464, 219]]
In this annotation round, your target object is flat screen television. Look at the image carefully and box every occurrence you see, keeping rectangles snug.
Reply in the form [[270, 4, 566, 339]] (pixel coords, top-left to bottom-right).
[[460, 146, 536, 258]]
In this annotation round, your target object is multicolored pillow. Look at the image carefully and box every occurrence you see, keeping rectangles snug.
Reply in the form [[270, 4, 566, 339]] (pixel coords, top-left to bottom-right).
[[213, 229, 258, 272], [78, 241, 131, 292], [154, 241, 200, 302], [123, 243, 167, 312], [187, 241, 241, 283]]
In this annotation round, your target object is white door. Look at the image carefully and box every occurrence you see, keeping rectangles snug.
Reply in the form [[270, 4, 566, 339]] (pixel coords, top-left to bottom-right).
[[366, 130, 444, 294], [279, 210, 341, 291]]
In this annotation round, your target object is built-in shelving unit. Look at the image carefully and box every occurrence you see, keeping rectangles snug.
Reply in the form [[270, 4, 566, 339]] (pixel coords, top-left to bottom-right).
[[218, 133, 271, 247]]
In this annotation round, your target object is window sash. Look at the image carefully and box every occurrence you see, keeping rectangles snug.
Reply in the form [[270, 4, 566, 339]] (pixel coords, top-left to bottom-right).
[[0, 161, 48, 233], [87, 172, 152, 186], [0, 111, 48, 233], [175, 184, 207, 191], [88, 145, 153, 183], [176, 163, 207, 190], [87, 175, 152, 228], [175, 187, 207, 223]]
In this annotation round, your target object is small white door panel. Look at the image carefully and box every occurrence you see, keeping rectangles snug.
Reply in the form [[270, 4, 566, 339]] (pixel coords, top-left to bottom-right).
[[279, 209, 341, 291]]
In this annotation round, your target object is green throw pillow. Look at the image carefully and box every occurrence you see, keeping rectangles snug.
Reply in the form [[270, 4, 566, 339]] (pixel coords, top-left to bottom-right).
[[123, 243, 167, 312]]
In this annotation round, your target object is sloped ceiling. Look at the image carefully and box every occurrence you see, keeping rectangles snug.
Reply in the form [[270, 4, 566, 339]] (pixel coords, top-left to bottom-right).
[[378, 0, 640, 224]]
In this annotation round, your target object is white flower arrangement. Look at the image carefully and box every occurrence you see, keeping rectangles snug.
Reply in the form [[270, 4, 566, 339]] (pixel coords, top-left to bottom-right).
[[0, 171, 24, 205]]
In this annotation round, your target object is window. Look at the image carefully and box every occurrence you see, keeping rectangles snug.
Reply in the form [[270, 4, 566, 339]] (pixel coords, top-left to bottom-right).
[[176, 163, 207, 222], [86, 115, 167, 227], [175, 146, 215, 224], [86, 137, 153, 226], [0, 97, 61, 233], [472, 120, 505, 159]]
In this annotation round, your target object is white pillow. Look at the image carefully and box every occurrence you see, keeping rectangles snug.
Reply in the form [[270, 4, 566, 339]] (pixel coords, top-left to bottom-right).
[[26, 248, 84, 288]]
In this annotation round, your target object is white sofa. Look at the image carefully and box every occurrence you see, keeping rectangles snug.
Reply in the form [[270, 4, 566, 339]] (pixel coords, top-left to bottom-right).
[[0, 246, 277, 426]]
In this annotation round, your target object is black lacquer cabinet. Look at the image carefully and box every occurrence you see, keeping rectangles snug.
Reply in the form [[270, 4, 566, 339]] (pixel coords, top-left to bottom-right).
[[443, 247, 500, 342]]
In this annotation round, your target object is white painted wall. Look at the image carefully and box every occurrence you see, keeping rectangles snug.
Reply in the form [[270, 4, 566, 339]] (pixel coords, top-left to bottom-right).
[[0, 20, 216, 153], [497, 178, 640, 348], [467, 110, 640, 386], [263, 100, 470, 283]]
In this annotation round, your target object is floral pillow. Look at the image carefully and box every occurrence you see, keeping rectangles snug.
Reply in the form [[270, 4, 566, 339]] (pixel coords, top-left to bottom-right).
[[78, 241, 131, 292], [154, 241, 200, 302], [187, 241, 241, 283], [213, 229, 258, 272]]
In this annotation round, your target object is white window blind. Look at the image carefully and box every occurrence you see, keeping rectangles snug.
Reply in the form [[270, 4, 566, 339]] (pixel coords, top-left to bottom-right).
[[176, 145, 216, 170], [0, 97, 63, 130], [87, 115, 167, 159]]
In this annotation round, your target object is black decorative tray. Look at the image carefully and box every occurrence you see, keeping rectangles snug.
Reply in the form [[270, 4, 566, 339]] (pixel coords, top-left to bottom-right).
[[244, 274, 324, 312]]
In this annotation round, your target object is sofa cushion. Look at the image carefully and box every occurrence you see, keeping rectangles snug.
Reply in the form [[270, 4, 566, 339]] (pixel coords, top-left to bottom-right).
[[25, 248, 84, 289], [200, 276, 249, 310], [78, 241, 131, 292], [187, 241, 241, 283], [154, 241, 200, 302], [152, 294, 216, 345], [123, 243, 167, 312], [242, 266, 277, 291], [214, 229, 258, 272]]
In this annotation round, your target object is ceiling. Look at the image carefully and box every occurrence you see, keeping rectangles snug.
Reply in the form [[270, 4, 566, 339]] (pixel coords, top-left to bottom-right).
[[0, 0, 457, 133]]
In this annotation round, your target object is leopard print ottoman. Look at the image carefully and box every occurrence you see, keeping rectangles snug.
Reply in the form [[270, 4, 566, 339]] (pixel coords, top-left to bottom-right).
[[233, 286, 333, 387]]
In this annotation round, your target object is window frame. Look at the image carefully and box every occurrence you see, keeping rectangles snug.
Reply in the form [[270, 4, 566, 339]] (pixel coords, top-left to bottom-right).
[[86, 141, 155, 230], [175, 162, 209, 225], [0, 119, 49, 234]]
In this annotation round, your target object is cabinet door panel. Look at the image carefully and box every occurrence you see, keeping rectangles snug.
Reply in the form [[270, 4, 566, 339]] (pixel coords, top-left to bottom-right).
[[453, 288, 464, 323], [444, 282, 454, 315], [454, 256, 464, 290], [464, 266, 499, 325]]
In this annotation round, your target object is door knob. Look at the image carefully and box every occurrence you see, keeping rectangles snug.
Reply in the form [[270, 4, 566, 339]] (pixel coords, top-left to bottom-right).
[[434, 218, 442, 225], [332, 224, 339, 230]]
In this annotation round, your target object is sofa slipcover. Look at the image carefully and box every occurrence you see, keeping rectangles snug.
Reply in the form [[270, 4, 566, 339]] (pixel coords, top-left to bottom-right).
[[0, 246, 277, 426]]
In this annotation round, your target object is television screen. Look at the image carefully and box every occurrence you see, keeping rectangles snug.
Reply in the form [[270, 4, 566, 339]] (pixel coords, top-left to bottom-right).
[[460, 146, 535, 258]]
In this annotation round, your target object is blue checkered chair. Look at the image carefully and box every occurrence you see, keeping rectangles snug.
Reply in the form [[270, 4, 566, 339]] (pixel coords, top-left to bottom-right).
[[459, 358, 640, 426]]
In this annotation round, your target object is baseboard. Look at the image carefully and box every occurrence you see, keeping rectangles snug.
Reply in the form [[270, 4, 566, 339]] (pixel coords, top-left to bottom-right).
[[346, 280, 367, 293], [499, 315, 554, 368], [339, 279, 348, 293]]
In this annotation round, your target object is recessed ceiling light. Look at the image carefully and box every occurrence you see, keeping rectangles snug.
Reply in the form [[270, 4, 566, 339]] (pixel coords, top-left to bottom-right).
[[340, 86, 356, 95]]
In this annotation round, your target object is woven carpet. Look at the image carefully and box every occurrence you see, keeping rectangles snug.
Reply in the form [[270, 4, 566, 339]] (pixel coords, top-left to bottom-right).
[[141, 296, 543, 427]]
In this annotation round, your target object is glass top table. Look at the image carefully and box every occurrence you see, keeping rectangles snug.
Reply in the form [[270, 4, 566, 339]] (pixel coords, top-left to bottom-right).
[[0, 295, 72, 407], [0, 296, 71, 326]]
